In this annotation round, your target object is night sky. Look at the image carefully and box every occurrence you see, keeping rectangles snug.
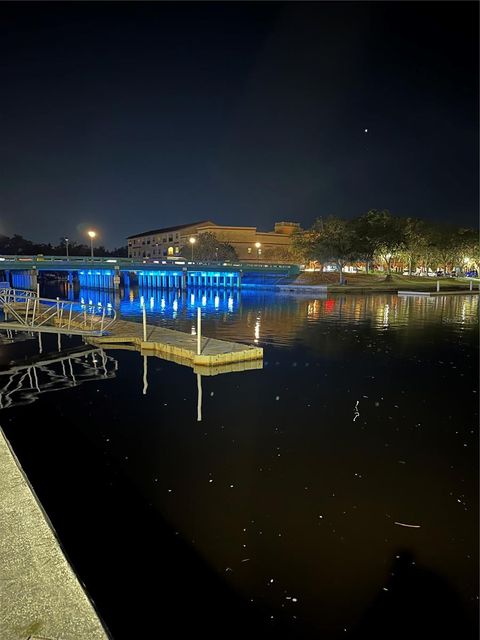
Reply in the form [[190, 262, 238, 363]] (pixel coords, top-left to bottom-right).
[[1, 1, 478, 249]]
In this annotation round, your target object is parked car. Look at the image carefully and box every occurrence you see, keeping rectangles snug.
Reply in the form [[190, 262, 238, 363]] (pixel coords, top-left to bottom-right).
[[465, 269, 478, 277]]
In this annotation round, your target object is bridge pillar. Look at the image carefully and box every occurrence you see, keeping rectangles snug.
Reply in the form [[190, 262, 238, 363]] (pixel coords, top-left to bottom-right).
[[11, 269, 37, 291], [114, 267, 121, 289]]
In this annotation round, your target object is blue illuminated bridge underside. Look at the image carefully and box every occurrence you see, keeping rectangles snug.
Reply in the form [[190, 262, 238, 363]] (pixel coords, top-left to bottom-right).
[[0, 256, 300, 290]]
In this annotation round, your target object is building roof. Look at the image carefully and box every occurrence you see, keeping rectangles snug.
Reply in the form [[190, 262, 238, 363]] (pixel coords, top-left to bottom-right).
[[127, 221, 216, 240]]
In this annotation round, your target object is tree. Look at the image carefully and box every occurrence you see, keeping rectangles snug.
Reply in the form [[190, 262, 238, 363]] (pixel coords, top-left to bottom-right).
[[262, 245, 298, 263], [350, 215, 377, 273], [363, 209, 406, 275], [181, 232, 238, 262], [293, 217, 357, 283], [401, 217, 430, 275]]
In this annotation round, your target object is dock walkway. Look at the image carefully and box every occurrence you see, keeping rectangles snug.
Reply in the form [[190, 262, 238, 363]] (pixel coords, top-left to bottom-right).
[[89, 319, 263, 366], [0, 428, 109, 640]]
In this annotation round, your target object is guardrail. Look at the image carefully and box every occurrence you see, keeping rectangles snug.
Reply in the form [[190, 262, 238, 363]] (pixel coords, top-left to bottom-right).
[[0, 288, 117, 334], [0, 255, 300, 272]]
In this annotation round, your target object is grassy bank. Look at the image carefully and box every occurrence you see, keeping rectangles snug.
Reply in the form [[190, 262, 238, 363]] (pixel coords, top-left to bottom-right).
[[292, 272, 479, 292]]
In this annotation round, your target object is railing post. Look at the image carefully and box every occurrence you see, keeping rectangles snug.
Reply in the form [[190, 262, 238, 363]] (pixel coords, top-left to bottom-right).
[[100, 308, 106, 333], [68, 305, 72, 330], [36, 283, 40, 300], [197, 306, 201, 355], [436, 280, 440, 292]]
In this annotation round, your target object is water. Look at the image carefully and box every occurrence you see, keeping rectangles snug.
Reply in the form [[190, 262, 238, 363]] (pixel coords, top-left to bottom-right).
[[1, 285, 478, 639]]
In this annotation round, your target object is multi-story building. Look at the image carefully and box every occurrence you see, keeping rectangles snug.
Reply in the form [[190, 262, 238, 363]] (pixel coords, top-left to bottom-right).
[[127, 220, 300, 262], [127, 221, 216, 259]]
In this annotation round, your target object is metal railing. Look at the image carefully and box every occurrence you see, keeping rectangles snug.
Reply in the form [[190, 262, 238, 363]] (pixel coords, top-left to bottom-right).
[[0, 254, 300, 272], [0, 288, 117, 334]]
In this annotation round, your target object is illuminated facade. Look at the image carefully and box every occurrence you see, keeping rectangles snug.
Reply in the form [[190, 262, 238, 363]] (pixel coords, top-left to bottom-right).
[[128, 221, 300, 262], [127, 221, 216, 259]]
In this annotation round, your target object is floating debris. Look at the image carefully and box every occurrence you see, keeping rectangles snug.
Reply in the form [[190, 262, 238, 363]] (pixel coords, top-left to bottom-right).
[[353, 400, 360, 422], [394, 521, 421, 528]]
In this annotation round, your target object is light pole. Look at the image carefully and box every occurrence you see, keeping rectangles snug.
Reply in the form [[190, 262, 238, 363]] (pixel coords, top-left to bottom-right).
[[255, 241, 261, 260], [65, 237, 69, 259], [189, 236, 196, 262], [88, 230, 96, 258]]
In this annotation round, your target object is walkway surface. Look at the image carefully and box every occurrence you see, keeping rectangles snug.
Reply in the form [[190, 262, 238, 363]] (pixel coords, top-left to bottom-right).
[[89, 318, 263, 365], [0, 428, 109, 640]]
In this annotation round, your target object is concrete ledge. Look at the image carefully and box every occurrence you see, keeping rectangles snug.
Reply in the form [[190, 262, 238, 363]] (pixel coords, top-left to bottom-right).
[[0, 428, 109, 640]]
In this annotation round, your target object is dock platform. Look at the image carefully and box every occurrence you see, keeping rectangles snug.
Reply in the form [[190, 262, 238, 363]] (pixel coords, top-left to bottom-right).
[[88, 319, 263, 366], [0, 428, 109, 640], [398, 289, 479, 297]]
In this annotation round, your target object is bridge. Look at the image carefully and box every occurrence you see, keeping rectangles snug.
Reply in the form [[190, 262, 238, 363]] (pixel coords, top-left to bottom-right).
[[0, 255, 300, 291]]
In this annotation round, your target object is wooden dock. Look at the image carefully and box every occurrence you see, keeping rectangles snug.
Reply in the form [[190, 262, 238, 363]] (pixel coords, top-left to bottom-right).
[[88, 319, 263, 366]]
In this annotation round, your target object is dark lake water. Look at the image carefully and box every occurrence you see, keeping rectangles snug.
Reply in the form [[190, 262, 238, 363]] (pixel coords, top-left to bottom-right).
[[1, 285, 478, 639]]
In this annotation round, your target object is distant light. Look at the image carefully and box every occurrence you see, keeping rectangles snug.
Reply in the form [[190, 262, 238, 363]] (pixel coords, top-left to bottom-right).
[[364, 128, 368, 133], [87, 230, 96, 239]]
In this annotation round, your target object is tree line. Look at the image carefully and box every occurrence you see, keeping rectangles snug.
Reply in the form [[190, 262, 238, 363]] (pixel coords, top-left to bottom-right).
[[0, 234, 128, 257], [291, 210, 479, 282]]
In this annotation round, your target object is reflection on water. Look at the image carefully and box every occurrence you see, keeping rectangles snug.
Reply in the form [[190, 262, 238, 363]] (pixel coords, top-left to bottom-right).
[[50, 282, 479, 348], [0, 345, 117, 409], [2, 286, 478, 639]]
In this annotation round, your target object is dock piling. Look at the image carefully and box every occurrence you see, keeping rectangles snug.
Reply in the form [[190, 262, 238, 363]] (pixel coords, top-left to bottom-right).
[[197, 306, 202, 355], [142, 301, 147, 341]]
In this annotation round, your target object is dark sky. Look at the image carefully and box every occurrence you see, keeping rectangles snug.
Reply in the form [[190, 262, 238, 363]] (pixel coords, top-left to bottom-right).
[[1, 1, 478, 249]]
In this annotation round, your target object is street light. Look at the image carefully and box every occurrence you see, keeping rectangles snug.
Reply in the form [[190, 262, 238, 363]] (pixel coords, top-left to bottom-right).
[[87, 230, 96, 258], [189, 236, 196, 262], [64, 237, 69, 259], [255, 241, 261, 260]]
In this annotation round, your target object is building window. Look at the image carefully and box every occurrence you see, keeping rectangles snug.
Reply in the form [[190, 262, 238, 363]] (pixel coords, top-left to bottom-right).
[[168, 246, 174, 256], [247, 247, 252, 254], [168, 235, 173, 242], [175, 246, 179, 254]]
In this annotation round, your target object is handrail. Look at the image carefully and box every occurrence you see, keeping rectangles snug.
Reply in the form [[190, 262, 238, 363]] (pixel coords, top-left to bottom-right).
[[0, 254, 300, 271], [0, 288, 116, 334]]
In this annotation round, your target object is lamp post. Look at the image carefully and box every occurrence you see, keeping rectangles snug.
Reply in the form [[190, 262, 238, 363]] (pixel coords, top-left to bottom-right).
[[189, 236, 196, 262], [87, 230, 96, 258], [255, 241, 261, 260], [65, 237, 69, 259]]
